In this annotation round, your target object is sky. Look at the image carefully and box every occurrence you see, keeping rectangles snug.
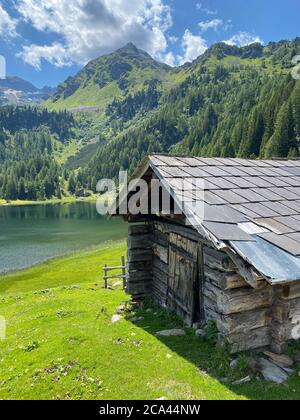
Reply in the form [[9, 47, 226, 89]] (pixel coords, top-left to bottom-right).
[[0, 0, 299, 88]]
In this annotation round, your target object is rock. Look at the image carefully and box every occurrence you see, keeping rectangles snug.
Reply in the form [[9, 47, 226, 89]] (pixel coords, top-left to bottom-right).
[[258, 358, 289, 384], [233, 376, 251, 385], [112, 281, 123, 287], [249, 357, 259, 370], [263, 351, 294, 368], [230, 359, 238, 370], [111, 314, 122, 324], [116, 304, 126, 314], [155, 329, 186, 337], [195, 329, 206, 338], [130, 316, 144, 323]]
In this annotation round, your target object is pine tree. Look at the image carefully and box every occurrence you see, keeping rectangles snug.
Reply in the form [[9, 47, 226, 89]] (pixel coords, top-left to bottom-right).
[[68, 174, 76, 194], [264, 101, 295, 158], [18, 177, 26, 200]]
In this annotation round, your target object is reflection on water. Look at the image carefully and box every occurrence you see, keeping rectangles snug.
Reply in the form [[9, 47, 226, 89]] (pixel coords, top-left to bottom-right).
[[0, 202, 127, 274]]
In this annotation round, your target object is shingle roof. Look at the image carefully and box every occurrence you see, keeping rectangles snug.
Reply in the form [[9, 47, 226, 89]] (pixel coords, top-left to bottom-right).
[[147, 154, 300, 283]]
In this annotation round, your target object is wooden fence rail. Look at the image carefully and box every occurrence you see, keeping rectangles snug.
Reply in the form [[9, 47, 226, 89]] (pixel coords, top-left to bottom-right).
[[103, 256, 126, 289]]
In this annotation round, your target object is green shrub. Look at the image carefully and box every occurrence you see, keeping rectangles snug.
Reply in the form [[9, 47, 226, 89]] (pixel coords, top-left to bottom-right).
[[204, 320, 219, 344]]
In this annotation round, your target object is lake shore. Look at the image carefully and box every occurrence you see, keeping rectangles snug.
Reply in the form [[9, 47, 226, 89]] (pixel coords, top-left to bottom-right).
[[0, 195, 98, 207], [0, 200, 127, 274]]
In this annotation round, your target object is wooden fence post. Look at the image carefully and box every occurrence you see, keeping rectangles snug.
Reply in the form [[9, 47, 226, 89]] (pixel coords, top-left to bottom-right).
[[104, 264, 108, 289], [121, 256, 126, 290]]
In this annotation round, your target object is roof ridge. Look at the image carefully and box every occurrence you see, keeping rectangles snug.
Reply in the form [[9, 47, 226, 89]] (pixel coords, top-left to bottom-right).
[[148, 154, 300, 163]]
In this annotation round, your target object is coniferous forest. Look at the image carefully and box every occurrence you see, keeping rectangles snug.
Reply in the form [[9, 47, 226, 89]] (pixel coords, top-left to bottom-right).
[[0, 107, 75, 200], [1, 39, 300, 200]]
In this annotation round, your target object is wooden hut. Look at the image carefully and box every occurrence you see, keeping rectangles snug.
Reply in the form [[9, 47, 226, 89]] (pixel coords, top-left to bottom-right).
[[110, 155, 300, 354]]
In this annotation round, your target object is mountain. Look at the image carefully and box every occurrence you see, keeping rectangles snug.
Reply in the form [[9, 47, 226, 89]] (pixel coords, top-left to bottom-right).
[[54, 39, 300, 185], [47, 43, 173, 111], [0, 77, 56, 105], [1, 38, 300, 201]]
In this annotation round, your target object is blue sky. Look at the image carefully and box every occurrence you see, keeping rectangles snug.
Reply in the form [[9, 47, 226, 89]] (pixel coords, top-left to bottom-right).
[[0, 0, 299, 88]]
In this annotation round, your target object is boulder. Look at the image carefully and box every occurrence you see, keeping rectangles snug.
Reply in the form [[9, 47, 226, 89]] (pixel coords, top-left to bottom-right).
[[258, 358, 289, 384], [156, 329, 186, 337], [230, 359, 239, 370], [263, 351, 294, 368], [111, 314, 122, 324], [130, 316, 144, 323], [195, 329, 206, 338]]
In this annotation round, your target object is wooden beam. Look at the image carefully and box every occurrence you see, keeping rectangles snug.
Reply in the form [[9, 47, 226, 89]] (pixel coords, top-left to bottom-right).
[[225, 248, 266, 289]]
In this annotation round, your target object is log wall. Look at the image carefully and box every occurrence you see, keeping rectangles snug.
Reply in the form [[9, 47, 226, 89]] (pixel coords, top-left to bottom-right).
[[126, 224, 153, 298], [270, 284, 300, 353], [126, 219, 300, 354], [202, 245, 273, 353]]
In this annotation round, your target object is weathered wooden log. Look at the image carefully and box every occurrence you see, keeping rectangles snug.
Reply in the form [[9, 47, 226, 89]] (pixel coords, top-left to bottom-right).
[[152, 282, 168, 298], [127, 282, 152, 296], [226, 326, 271, 353], [203, 295, 219, 317], [279, 283, 300, 300], [270, 340, 289, 355], [153, 270, 168, 287], [204, 281, 273, 315], [217, 309, 271, 335], [127, 271, 152, 282], [153, 256, 168, 275], [225, 248, 267, 290], [127, 249, 152, 263], [204, 265, 248, 290], [204, 246, 234, 272], [271, 321, 290, 342], [128, 224, 152, 235], [169, 233, 198, 258], [271, 300, 290, 323], [154, 221, 201, 243], [128, 261, 152, 271], [153, 230, 169, 247], [127, 235, 152, 250], [153, 244, 168, 264]]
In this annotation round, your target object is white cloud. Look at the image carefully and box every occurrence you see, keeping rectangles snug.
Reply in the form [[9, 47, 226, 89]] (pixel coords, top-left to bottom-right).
[[0, 5, 18, 38], [162, 51, 176, 67], [168, 35, 178, 44], [15, 0, 173, 69], [196, 3, 217, 15], [224, 31, 263, 47], [198, 19, 223, 32], [17, 43, 73, 70], [177, 29, 208, 65]]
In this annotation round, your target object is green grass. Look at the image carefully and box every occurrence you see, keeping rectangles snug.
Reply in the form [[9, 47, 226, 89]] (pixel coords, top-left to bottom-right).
[[0, 242, 300, 400], [0, 196, 98, 208]]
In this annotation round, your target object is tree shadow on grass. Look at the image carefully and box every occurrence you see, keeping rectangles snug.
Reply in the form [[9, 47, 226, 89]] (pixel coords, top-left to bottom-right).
[[125, 301, 300, 401]]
